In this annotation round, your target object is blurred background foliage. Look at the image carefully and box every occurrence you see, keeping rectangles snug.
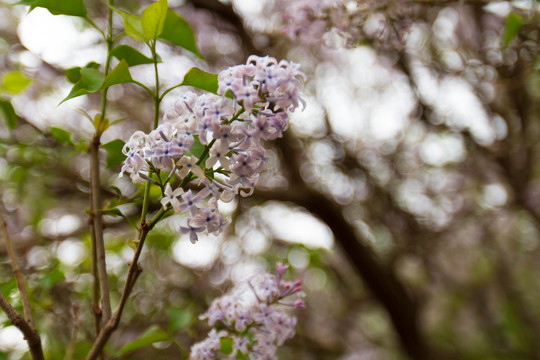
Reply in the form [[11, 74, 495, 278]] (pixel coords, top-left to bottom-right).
[[2, 0, 540, 359]]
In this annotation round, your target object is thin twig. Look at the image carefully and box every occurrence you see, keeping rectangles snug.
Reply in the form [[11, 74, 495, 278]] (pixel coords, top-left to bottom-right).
[[0, 209, 33, 326], [89, 0, 116, 330], [90, 217, 102, 335], [85, 226, 150, 360], [90, 135, 112, 324], [63, 306, 80, 360]]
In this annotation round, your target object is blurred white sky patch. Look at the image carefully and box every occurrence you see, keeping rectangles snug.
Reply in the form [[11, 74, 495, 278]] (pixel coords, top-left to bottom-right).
[[481, 183, 508, 209], [18, 8, 104, 68], [173, 234, 221, 269], [56, 238, 86, 266], [290, 96, 327, 138], [317, 47, 415, 143], [436, 77, 496, 145], [0, 326, 26, 353], [256, 202, 334, 250], [408, 21, 498, 147], [420, 132, 466, 166], [39, 213, 81, 238]]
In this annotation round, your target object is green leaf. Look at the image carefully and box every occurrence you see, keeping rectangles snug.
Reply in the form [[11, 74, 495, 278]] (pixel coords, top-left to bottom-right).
[[159, 10, 202, 59], [168, 307, 193, 333], [100, 208, 123, 217], [181, 68, 218, 94], [39, 266, 65, 289], [0, 99, 17, 130], [19, 0, 87, 17], [114, 8, 145, 42], [100, 60, 132, 90], [1, 278, 17, 298], [65, 62, 100, 83], [60, 61, 131, 106], [59, 68, 104, 105], [111, 45, 154, 66], [110, 186, 123, 196], [236, 351, 249, 360], [101, 139, 126, 168], [75, 139, 88, 153], [503, 12, 524, 47], [219, 337, 233, 355], [1, 71, 33, 94], [50, 127, 73, 145], [190, 135, 205, 158], [64, 67, 81, 83], [118, 325, 171, 356], [141, 0, 168, 42]]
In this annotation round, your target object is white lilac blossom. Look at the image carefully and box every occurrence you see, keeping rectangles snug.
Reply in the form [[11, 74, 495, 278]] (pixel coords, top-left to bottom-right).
[[189, 263, 305, 360], [120, 56, 305, 242]]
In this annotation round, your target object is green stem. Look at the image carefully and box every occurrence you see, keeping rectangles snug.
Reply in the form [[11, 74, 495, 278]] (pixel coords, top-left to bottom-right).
[[148, 208, 167, 228], [159, 83, 183, 101], [139, 41, 162, 225], [178, 139, 216, 188], [228, 107, 245, 124], [176, 108, 243, 188], [152, 41, 161, 129], [85, 16, 106, 39], [139, 182, 151, 226], [131, 80, 154, 97]]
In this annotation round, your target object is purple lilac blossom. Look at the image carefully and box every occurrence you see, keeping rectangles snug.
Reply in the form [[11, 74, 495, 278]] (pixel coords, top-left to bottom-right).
[[190, 263, 304, 360], [120, 56, 304, 242]]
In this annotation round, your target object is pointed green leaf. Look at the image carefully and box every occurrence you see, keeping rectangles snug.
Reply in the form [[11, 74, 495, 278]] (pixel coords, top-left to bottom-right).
[[64, 62, 100, 83], [101, 204, 138, 229], [20, 0, 87, 17], [100, 60, 132, 90], [503, 12, 524, 47], [58, 61, 131, 105], [59, 68, 104, 105], [1, 71, 33, 94], [102, 139, 126, 168], [141, 0, 168, 42], [159, 9, 202, 59], [100, 208, 123, 217], [50, 127, 73, 145], [118, 325, 171, 356], [64, 67, 82, 83], [181, 68, 218, 94], [111, 45, 154, 66], [114, 8, 145, 42], [0, 99, 17, 130], [64, 62, 100, 84]]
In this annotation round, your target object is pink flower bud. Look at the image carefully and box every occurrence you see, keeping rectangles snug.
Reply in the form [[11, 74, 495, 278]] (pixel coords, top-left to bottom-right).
[[276, 262, 289, 277], [283, 283, 291, 290], [294, 299, 306, 309]]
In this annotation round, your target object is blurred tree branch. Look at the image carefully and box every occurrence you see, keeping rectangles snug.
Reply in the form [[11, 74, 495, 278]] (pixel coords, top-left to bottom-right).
[[0, 294, 43, 360]]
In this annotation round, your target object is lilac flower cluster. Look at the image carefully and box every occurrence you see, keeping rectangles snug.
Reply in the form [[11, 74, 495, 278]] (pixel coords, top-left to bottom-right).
[[120, 56, 304, 242], [276, 0, 411, 48], [190, 263, 305, 360]]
